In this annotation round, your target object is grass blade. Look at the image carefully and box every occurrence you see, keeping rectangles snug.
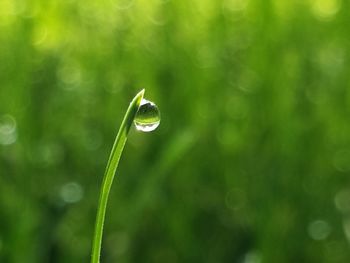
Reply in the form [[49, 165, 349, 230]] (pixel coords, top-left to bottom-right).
[[91, 89, 145, 263]]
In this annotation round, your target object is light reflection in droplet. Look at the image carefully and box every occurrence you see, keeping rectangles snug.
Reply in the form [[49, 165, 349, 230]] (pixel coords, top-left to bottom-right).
[[308, 220, 331, 240], [0, 114, 17, 146], [60, 182, 84, 204], [134, 98, 160, 132]]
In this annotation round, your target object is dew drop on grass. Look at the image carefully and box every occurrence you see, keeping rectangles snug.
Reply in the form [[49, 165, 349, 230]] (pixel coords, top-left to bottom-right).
[[134, 98, 160, 132]]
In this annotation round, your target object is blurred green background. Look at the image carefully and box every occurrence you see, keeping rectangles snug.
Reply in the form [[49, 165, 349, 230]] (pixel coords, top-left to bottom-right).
[[1, 0, 350, 262]]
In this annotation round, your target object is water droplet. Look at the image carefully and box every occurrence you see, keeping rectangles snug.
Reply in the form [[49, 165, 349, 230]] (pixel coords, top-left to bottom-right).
[[134, 98, 160, 132]]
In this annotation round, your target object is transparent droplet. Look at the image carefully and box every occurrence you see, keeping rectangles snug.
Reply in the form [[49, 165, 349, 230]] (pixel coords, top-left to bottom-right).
[[134, 98, 160, 132]]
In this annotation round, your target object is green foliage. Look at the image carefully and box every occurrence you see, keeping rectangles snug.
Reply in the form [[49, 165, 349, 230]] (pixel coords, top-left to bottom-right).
[[1, 0, 350, 262]]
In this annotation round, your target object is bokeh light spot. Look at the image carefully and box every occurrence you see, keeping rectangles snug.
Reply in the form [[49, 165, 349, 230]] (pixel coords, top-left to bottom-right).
[[308, 220, 331, 240], [57, 61, 82, 90], [311, 0, 341, 21], [0, 114, 17, 146], [243, 250, 261, 263], [334, 189, 350, 214], [60, 182, 84, 204]]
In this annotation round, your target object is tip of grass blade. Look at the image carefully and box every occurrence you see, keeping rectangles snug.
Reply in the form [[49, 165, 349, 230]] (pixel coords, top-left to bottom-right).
[[134, 89, 145, 108], [138, 89, 145, 98], [91, 89, 146, 263]]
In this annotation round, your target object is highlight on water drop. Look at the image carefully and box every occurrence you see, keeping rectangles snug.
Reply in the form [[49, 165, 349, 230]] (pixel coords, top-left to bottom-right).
[[134, 98, 160, 132]]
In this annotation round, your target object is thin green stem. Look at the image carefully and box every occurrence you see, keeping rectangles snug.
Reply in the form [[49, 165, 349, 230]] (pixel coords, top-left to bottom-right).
[[91, 89, 145, 263]]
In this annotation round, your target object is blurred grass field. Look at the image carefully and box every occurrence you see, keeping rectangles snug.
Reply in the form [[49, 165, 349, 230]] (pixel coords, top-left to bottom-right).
[[1, 0, 350, 262]]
